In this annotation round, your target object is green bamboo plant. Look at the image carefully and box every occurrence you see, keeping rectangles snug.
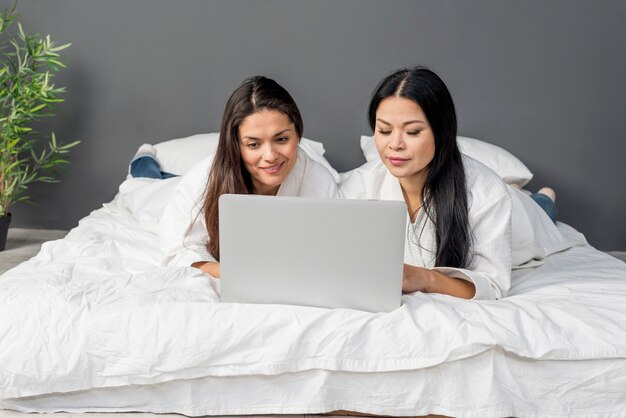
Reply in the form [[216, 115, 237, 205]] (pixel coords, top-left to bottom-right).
[[0, 3, 79, 217]]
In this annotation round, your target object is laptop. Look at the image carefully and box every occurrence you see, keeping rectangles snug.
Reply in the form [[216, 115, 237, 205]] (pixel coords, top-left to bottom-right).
[[219, 194, 406, 313]]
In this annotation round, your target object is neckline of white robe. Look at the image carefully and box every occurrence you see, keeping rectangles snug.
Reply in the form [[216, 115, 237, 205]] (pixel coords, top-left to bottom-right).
[[377, 166, 437, 265], [275, 149, 307, 197], [379, 165, 411, 223]]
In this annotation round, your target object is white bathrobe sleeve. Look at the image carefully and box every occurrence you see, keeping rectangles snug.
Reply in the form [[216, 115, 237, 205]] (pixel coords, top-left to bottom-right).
[[159, 156, 216, 267], [160, 150, 338, 267], [431, 197, 512, 299], [430, 157, 512, 300]]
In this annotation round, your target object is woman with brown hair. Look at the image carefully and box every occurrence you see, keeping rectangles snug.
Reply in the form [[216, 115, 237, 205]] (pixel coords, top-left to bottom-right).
[[160, 76, 339, 277]]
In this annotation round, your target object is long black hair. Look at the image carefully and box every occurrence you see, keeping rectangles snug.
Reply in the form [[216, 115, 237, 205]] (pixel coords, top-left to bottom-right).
[[204, 76, 303, 260], [368, 67, 472, 268]]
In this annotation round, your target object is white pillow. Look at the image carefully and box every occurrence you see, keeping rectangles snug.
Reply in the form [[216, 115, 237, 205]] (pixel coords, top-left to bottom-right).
[[359, 135, 533, 187], [149, 133, 340, 182], [153, 133, 220, 176]]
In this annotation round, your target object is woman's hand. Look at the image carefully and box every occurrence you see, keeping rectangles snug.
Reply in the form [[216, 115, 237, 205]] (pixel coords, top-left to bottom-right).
[[191, 261, 221, 278], [402, 264, 433, 294], [402, 263, 476, 299]]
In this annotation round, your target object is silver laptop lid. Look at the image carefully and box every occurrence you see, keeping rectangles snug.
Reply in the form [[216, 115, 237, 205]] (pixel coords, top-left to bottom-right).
[[219, 194, 406, 313]]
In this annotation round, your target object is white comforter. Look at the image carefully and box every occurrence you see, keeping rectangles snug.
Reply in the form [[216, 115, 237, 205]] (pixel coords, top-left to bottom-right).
[[1, 177, 626, 411]]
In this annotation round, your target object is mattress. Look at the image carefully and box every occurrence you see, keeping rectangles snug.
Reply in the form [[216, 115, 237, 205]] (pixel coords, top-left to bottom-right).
[[1, 176, 625, 417]]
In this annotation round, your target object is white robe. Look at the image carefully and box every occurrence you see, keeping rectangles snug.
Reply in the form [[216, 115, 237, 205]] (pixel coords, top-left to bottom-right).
[[341, 154, 582, 300], [159, 148, 340, 267], [341, 155, 513, 300]]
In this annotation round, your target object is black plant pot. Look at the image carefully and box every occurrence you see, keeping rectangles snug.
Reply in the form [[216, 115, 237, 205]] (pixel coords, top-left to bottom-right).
[[0, 213, 11, 251]]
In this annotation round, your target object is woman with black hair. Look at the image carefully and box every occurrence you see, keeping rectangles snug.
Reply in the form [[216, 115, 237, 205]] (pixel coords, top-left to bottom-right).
[[341, 67, 513, 300], [160, 76, 339, 277]]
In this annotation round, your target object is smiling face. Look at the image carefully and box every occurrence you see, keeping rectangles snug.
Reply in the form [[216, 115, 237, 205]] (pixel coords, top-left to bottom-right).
[[374, 96, 436, 188], [238, 109, 300, 195]]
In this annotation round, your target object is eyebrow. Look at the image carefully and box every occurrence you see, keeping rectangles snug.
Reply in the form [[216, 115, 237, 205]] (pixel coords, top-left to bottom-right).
[[242, 129, 292, 141], [376, 118, 426, 126]]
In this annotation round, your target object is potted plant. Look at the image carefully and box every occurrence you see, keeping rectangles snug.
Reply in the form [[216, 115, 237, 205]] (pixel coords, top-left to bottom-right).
[[0, 3, 79, 250]]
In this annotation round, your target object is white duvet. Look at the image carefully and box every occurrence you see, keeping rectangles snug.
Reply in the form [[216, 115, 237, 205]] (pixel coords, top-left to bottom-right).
[[2, 176, 626, 416]]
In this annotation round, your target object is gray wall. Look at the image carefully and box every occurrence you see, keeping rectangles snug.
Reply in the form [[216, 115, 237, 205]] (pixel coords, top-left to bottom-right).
[[4, 0, 626, 250]]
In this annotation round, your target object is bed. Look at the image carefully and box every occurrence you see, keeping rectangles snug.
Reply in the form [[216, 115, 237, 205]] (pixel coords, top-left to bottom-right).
[[1, 134, 625, 417]]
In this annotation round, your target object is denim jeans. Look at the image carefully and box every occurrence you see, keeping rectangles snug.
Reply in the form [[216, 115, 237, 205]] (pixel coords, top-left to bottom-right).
[[530, 192, 558, 223], [130, 156, 176, 179]]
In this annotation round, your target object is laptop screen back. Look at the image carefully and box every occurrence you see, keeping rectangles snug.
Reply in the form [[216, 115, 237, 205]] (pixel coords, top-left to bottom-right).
[[219, 194, 406, 312]]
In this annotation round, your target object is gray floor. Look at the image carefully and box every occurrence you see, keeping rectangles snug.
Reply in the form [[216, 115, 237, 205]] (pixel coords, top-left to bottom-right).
[[0, 228, 68, 274], [607, 250, 626, 263]]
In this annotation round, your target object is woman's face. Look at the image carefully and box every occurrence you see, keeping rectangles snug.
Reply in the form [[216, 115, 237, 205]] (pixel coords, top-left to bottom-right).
[[238, 109, 299, 195], [374, 96, 436, 184]]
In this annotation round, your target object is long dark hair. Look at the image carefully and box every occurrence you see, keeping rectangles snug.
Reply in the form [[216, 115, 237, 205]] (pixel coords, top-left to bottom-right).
[[203, 76, 303, 260], [368, 67, 471, 268]]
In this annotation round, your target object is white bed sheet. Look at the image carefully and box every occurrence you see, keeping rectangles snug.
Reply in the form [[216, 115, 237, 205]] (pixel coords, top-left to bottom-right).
[[4, 348, 626, 418], [1, 177, 626, 416]]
